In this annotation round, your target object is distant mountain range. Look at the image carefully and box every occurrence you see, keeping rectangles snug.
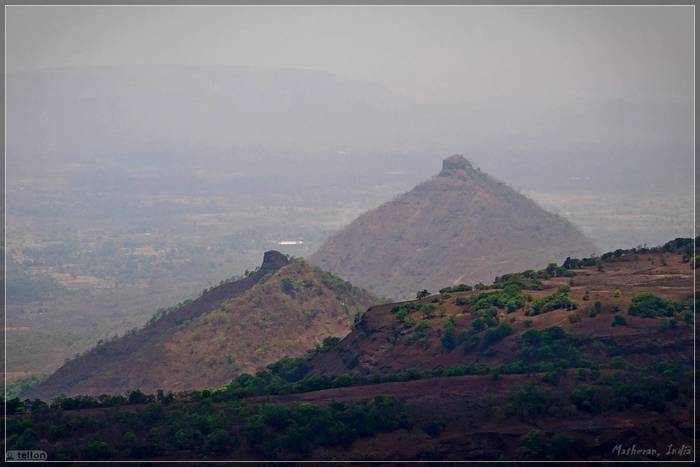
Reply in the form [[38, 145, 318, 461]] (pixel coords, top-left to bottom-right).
[[310, 155, 598, 299], [6, 65, 435, 160], [31, 251, 376, 399], [7, 65, 692, 196]]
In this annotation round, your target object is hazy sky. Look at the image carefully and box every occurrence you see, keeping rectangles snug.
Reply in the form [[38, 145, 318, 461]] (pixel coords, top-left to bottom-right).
[[6, 5, 693, 103]]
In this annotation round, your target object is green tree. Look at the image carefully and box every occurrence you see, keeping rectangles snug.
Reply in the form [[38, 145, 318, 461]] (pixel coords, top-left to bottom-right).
[[441, 321, 457, 351], [416, 289, 430, 300], [628, 293, 677, 318], [205, 429, 237, 455], [612, 314, 626, 326], [82, 440, 115, 460], [521, 429, 545, 456]]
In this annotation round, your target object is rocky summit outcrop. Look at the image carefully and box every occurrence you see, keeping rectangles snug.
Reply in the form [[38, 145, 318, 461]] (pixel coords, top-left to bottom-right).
[[310, 155, 598, 299], [31, 254, 376, 398], [440, 153, 474, 175], [260, 250, 289, 271]]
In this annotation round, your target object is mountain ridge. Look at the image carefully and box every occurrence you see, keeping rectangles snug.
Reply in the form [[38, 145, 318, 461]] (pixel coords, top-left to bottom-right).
[[306, 240, 694, 379], [30, 252, 376, 399]]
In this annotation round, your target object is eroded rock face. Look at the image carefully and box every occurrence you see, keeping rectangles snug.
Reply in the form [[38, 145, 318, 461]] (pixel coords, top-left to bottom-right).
[[260, 250, 290, 271], [439, 154, 473, 176]]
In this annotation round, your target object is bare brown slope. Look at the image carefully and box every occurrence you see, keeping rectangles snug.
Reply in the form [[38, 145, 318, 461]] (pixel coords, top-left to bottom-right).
[[309, 155, 597, 299], [308, 249, 693, 378], [31, 253, 376, 399]]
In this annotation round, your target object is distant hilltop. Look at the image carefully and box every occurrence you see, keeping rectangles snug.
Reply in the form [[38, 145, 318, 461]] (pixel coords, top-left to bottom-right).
[[310, 154, 598, 299], [439, 154, 475, 175]]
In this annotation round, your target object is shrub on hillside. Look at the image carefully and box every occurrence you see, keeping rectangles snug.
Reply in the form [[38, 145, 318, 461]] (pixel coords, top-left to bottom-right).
[[316, 268, 363, 295], [628, 293, 679, 318], [612, 314, 626, 327], [520, 429, 545, 456], [562, 256, 597, 269], [504, 383, 564, 420], [530, 287, 575, 315], [520, 326, 586, 370], [440, 284, 472, 294], [281, 275, 297, 294], [308, 336, 341, 356], [483, 323, 512, 347], [414, 320, 430, 341], [391, 303, 420, 324], [416, 289, 430, 299], [82, 440, 115, 460], [493, 273, 544, 290], [467, 285, 525, 318], [441, 320, 457, 351]]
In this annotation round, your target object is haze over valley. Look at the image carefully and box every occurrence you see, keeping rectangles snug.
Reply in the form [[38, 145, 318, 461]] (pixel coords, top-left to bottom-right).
[[6, 59, 693, 380], [3, 5, 694, 462]]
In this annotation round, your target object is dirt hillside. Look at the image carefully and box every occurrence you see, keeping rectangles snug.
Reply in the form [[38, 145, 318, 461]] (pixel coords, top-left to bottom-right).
[[310, 154, 598, 299]]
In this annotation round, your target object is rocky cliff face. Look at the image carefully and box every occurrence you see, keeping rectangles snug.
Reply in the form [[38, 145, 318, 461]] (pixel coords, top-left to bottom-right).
[[260, 250, 289, 271], [310, 155, 598, 299], [439, 153, 474, 175]]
